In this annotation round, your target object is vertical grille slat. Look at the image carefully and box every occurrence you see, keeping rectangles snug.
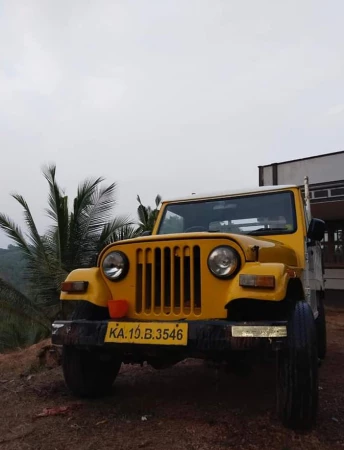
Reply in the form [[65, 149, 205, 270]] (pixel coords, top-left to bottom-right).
[[154, 248, 161, 312], [136, 249, 143, 313], [179, 247, 184, 314], [142, 249, 147, 312], [164, 248, 171, 310], [194, 246, 201, 309], [135, 243, 202, 316], [160, 248, 165, 312], [190, 246, 195, 312], [148, 248, 154, 313], [170, 247, 175, 313]]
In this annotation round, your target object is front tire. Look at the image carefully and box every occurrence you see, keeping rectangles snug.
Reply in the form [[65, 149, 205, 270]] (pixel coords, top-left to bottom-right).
[[276, 301, 318, 430], [62, 346, 121, 398], [61, 300, 122, 398]]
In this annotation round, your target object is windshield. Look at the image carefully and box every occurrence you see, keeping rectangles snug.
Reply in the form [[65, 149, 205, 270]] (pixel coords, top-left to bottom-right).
[[158, 191, 296, 236]]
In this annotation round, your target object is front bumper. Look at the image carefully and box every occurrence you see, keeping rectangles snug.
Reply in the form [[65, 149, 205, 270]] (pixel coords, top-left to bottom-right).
[[51, 319, 288, 354]]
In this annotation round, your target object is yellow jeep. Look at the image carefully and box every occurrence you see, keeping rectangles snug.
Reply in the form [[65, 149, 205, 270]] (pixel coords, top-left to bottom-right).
[[52, 182, 326, 430]]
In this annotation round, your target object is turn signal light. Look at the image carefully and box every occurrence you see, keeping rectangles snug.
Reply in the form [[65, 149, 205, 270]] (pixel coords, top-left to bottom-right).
[[108, 300, 129, 319], [61, 281, 89, 293], [239, 275, 275, 288]]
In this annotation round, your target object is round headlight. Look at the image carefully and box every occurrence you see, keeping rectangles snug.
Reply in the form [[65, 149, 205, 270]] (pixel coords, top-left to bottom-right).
[[207, 246, 239, 278], [102, 251, 129, 281]]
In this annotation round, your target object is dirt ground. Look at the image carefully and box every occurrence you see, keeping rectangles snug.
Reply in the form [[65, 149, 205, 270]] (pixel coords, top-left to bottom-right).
[[1, 309, 344, 450]]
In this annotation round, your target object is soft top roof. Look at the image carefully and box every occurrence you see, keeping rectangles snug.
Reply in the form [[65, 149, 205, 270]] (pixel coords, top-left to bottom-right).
[[162, 185, 297, 204]]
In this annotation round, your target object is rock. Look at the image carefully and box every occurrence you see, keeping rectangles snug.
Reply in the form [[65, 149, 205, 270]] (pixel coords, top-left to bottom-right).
[[37, 345, 62, 369]]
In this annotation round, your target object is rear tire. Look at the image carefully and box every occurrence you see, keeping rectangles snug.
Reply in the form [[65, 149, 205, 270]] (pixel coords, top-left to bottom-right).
[[276, 301, 318, 430], [61, 300, 121, 398]]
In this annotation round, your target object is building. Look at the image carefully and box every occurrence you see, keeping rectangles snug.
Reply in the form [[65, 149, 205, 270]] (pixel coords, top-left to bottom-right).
[[259, 150, 344, 303]]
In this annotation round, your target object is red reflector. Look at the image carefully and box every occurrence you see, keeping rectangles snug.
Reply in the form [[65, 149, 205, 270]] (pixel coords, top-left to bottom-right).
[[61, 281, 89, 293], [108, 300, 128, 319]]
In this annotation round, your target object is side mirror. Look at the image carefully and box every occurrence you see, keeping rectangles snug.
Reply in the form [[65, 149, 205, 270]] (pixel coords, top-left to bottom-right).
[[307, 218, 325, 242], [141, 231, 151, 236]]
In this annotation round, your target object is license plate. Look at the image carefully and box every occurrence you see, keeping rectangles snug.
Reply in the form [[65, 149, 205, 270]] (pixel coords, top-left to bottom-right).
[[104, 322, 188, 346]]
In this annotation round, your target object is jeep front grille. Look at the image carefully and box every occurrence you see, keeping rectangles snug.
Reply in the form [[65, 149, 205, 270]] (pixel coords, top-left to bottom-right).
[[135, 245, 202, 316]]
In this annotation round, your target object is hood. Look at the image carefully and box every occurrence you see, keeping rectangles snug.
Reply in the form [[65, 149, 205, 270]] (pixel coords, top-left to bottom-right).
[[227, 233, 299, 266], [104, 232, 298, 266]]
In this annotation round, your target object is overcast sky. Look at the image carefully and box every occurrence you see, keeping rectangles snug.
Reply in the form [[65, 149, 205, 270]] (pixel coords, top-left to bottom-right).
[[1, 1, 343, 248]]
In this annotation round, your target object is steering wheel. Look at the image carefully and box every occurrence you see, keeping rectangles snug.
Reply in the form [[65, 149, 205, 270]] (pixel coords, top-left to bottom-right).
[[184, 226, 207, 233]]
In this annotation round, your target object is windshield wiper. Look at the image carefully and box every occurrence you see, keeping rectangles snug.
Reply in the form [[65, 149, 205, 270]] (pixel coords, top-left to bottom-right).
[[247, 227, 288, 235]]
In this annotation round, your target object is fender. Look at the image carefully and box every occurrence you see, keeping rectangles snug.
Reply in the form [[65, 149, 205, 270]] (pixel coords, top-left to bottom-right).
[[227, 262, 304, 303], [60, 268, 111, 308]]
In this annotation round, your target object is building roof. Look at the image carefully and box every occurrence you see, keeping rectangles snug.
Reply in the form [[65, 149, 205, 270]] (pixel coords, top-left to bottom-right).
[[162, 184, 297, 203], [259, 150, 344, 168]]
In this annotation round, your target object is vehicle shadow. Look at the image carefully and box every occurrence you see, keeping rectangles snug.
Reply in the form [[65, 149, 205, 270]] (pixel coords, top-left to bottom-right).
[[108, 358, 277, 420], [30, 357, 278, 424]]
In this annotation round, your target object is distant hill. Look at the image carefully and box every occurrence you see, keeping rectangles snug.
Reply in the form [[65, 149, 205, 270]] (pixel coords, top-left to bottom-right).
[[0, 245, 30, 295]]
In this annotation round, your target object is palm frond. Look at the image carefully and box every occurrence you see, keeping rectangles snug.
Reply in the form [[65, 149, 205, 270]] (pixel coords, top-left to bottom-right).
[[0, 214, 32, 258], [98, 216, 134, 247], [76, 181, 118, 241], [67, 177, 110, 268], [42, 164, 69, 264], [11, 194, 46, 255], [42, 164, 63, 221], [137, 205, 149, 227], [74, 177, 105, 215], [86, 182, 118, 233], [110, 225, 141, 242]]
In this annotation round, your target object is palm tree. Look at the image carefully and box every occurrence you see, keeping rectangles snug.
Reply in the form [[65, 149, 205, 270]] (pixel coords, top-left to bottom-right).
[[136, 194, 162, 233], [0, 164, 132, 328]]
